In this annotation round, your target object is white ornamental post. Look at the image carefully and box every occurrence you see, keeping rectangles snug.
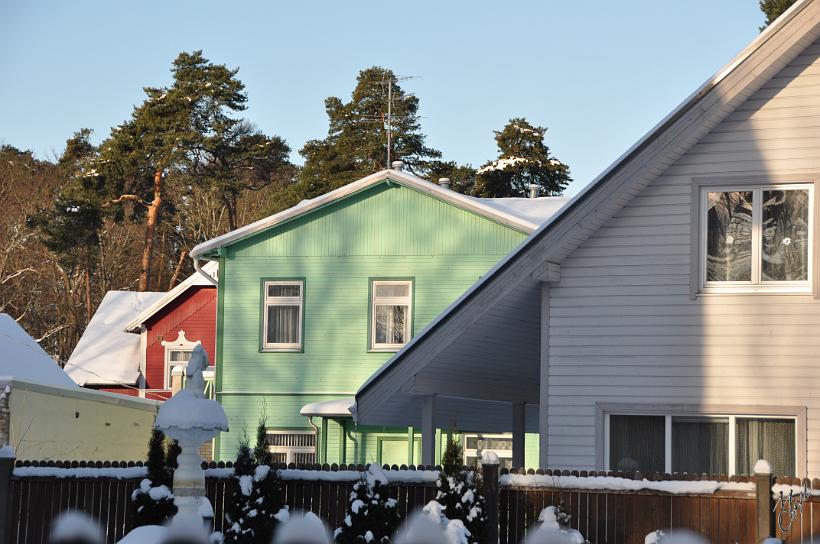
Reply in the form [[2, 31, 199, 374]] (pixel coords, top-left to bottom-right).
[[155, 345, 228, 521]]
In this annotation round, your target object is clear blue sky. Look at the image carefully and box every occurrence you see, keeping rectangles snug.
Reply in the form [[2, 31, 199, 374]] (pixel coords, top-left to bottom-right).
[[0, 1, 764, 197]]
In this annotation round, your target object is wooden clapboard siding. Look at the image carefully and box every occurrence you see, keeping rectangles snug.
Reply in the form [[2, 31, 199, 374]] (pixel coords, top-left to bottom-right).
[[547, 36, 820, 473], [217, 181, 530, 461]]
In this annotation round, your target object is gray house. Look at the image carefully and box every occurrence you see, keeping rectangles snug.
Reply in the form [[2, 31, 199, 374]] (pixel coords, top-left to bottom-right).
[[355, 0, 820, 478]]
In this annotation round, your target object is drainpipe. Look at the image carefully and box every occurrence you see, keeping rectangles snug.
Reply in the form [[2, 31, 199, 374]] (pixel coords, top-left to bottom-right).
[[307, 416, 320, 463], [193, 257, 219, 287]]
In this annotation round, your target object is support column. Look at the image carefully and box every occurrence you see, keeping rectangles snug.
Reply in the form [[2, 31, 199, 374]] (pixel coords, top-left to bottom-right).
[[407, 426, 415, 466], [539, 283, 550, 469], [421, 395, 436, 466], [320, 418, 329, 464], [512, 402, 526, 469]]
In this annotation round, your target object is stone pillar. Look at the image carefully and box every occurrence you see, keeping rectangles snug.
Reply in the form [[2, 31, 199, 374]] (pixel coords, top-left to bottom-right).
[[754, 459, 774, 543]]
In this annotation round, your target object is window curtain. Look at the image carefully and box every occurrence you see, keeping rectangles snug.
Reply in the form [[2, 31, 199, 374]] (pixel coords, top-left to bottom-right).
[[609, 415, 665, 473], [267, 305, 299, 344], [736, 418, 795, 476], [672, 417, 728, 474]]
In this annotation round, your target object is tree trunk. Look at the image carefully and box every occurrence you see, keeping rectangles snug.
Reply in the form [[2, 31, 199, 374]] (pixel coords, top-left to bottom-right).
[[84, 268, 92, 324], [169, 249, 187, 289], [139, 170, 163, 291], [226, 194, 238, 232]]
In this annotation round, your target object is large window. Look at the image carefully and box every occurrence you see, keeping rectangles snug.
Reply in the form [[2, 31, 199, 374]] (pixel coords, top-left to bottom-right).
[[262, 280, 303, 350], [266, 431, 316, 464], [606, 413, 796, 476], [370, 280, 412, 351], [701, 185, 812, 292]]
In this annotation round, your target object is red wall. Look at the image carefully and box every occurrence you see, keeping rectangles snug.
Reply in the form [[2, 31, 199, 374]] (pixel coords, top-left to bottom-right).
[[143, 285, 217, 393]]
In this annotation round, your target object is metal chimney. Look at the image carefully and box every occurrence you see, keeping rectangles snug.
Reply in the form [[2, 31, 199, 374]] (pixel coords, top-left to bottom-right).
[[528, 184, 539, 199], [391, 160, 404, 171], [438, 178, 451, 190]]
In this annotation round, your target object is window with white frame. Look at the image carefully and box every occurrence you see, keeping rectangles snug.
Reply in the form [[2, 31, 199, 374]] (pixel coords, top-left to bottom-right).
[[463, 433, 514, 469], [605, 413, 796, 476], [701, 185, 812, 292], [263, 281, 303, 350], [370, 280, 412, 350], [266, 431, 316, 464], [161, 330, 200, 390]]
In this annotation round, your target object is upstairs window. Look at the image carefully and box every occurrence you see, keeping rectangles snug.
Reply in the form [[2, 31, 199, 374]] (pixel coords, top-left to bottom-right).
[[263, 281, 303, 350], [370, 280, 412, 351], [701, 185, 812, 292]]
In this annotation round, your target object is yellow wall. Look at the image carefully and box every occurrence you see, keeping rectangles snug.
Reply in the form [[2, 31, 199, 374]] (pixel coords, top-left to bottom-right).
[[9, 380, 159, 460]]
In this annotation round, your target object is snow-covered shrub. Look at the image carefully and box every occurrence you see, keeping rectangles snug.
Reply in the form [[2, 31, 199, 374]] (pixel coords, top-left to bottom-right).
[[132, 429, 178, 527], [274, 512, 331, 544], [334, 465, 401, 544], [421, 500, 471, 544], [393, 513, 448, 544], [49, 511, 103, 544], [523, 507, 585, 544], [644, 530, 708, 544]]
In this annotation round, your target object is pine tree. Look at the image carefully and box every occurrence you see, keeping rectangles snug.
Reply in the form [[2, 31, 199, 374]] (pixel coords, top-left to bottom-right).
[[427, 161, 477, 195], [760, 0, 797, 28], [132, 429, 177, 527], [297, 67, 441, 200], [431, 436, 487, 544], [334, 466, 401, 544], [473, 118, 570, 198], [253, 414, 273, 466]]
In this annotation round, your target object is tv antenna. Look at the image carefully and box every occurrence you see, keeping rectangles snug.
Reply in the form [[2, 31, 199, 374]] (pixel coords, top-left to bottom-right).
[[381, 74, 417, 168]]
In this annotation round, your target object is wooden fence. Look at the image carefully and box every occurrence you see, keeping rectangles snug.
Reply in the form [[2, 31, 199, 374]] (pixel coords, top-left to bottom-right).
[[5, 460, 818, 544]]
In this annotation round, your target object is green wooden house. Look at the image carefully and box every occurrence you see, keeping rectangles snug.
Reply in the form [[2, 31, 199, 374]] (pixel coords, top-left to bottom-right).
[[190, 167, 566, 466]]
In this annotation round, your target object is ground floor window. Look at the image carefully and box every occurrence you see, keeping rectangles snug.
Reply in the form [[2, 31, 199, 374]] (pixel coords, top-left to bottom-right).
[[606, 413, 795, 476], [463, 433, 514, 469], [266, 431, 316, 464]]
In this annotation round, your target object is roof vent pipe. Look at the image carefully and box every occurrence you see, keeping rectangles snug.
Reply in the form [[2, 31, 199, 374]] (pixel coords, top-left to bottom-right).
[[438, 177, 451, 190], [528, 184, 539, 199], [391, 160, 404, 171]]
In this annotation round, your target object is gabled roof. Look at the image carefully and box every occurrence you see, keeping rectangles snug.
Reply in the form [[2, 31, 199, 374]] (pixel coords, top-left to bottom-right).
[[65, 291, 165, 386], [0, 314, 76, 388], [124, 261, 218, 333], [354, 0, 820, 427], [190, 169, 567, 258]]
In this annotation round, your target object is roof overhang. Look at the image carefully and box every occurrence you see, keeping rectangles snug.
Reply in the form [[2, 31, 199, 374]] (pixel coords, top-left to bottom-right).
[[354, 0, 820, 430]]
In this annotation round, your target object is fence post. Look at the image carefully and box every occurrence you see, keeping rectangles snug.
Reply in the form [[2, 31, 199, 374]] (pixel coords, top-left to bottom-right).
[[0, 452, 14, 544], [754, 459, 774, 543], [482, 456, 499, 544]]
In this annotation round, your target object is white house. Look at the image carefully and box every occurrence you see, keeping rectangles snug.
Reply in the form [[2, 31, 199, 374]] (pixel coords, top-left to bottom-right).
[[355, 0, 820, 478]]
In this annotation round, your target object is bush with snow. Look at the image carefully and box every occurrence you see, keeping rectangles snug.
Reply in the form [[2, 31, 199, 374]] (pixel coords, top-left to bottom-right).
[[644, 530, 709, 544], [50, 511, 103, 544], [429, 438, 487, 544], [334, 465, 401, 544], [275, 512, 331, 544], [421, 500, 470, 544], [132, 430, 178, 527], [523, 507, 585, 544]]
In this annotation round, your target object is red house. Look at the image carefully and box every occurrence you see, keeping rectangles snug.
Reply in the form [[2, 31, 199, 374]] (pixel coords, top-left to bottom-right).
[[66, 262, 217, 400]]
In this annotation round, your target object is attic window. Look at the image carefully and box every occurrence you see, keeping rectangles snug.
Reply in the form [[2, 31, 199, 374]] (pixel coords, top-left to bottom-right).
[[700, 184, 812, 293]]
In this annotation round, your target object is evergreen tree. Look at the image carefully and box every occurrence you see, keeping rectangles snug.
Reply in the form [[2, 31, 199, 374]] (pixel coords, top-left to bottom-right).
[[473, 118, 570, 198], [431, 436, 487, 544], [297, 67, 441, 199], [760, 0, 797, 28], [440, 435, 464, 475], [132, 429, 177, 527], [334, 466, 401, 544], [253, 413, 273, 466], [427, 161, 477, 195]]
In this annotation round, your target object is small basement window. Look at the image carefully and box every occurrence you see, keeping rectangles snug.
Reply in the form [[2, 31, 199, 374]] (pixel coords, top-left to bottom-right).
[[701, 184, 812, 293], [370, 280, 412, 351], [605, 413, 796, 476], [262, 281, 303, 350]]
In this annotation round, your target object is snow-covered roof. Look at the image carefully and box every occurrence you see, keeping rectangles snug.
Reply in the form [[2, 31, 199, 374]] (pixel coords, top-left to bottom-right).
[[0, 314, 76, 388], [300, 397, 354, 418], [124, 262, 217, 333], [65, 291, 164, 386], [191, 169, 568, 258]]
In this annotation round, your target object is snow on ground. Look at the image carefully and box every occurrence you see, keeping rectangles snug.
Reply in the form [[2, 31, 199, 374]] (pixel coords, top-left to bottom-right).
[[394, 513, 449, 544], [118, 525, 166, 544], [65, 291, 164, 386], [523, 507, 584, 544], [51, 511, 103, 544], [0, 314, 76, 388], [500, 473, 755, 494], [274, 512, 330, 544]]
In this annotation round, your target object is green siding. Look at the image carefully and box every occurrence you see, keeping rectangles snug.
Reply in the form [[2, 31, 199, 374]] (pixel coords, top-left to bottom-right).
[[216, 180, 529, 460]]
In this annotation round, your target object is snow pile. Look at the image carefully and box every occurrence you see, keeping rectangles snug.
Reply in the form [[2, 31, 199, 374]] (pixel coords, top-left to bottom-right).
[[480, 451, 499, 466], [0, 445, 14, 458], [646, 530, 665, 544], [422, 500, 471, 544], [0, 314, 76, 388], [394, 513, 448, 544], [643, 530, 708, 544], [500, 473, 755, 495], [477, 157, 530, 174], [118, 525, 166, 544], [14, 465, 148, 478], [50, 511, 103, 544], [274, 512, 330, 544], [523, 507, 584, 544], [772, 482, 820, 496], [754, 460, 773, 474], [154, 388, 228, 431]]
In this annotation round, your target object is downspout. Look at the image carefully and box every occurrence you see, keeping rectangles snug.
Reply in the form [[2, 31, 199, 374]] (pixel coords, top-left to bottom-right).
[[307, 416, 320, 462], [193, 257, 219, 286]]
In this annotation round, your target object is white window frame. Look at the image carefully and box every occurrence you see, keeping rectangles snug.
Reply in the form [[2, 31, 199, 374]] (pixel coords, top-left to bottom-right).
[[266, 430, 316, 464], [463, 433, 514, 467], [262, 280, 304, 351], [699, 183, 813, 294], [603, 411, 798, 476], [370, 280, 413, 351], [161, 330, 200, 390]]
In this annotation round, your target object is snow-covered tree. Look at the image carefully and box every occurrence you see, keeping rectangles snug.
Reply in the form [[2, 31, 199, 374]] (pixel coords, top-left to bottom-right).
[[473, 118, 570, 198], [132, 429, 177, 527], [335, 465, 401, 544], [429, 437, 486, 544]]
